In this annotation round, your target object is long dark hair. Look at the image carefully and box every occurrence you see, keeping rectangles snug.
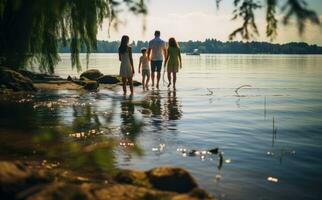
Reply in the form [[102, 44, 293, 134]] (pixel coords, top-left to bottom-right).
[[168, 37, 179, 48], [119, 35, 129, 54]]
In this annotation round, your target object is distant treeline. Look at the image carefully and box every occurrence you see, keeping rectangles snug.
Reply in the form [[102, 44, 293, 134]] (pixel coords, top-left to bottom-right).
[[59, 39, 322, 54]]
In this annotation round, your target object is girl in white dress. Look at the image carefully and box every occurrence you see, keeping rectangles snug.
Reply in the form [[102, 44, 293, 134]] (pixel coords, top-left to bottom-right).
[[118, 35, 135, 95]]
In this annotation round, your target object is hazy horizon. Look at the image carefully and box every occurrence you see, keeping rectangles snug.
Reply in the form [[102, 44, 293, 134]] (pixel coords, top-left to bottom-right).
[[96, 38, 322, 46], [97, 0, 322, 45]]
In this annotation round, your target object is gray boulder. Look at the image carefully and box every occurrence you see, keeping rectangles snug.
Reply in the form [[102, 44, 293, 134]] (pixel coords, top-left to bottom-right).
[[116, 166, 199, 194], [147, 167, 198, 193], [80, 69, 103, 80], [83, 80, 99, 91], [132, 80, 142, 86], [97, 75, 120, 84], [0, 67, 36, 91]]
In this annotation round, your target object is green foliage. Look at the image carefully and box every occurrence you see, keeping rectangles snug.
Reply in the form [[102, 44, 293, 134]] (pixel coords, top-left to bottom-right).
[[266, 0, 278, 40], [282, 0, 320, 34], [216, 0, 222, 9], [229, 0, 262, 40], [225, 0, 321, 40], [0, 0, 147, 74]]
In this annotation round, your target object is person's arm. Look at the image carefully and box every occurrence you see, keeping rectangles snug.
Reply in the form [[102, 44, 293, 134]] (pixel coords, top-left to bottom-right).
[[163, 43, 167, 61], [164, 48, 169, 67], [118, 51, 121, 61], [138, 58, 142, 74], [129, 47, 135, 75], [147, 48, 151, 61], [147, 41, 152, 60], [178, 48, 182, 69]]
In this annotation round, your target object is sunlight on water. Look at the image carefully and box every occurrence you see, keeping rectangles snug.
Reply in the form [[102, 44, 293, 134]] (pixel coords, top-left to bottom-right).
[[1, 54, 322, 200]]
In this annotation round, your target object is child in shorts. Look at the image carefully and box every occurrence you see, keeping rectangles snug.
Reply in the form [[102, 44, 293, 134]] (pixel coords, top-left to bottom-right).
[[138, 48, 150, 89]]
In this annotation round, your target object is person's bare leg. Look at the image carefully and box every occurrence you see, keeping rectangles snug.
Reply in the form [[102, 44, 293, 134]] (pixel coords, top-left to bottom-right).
[[128, 77, 134, 95], [167, 72, 171, 87], [173, 72, 177, 89], [146, 75, 150, 88], [142, 76, 145, 90], [151, 71, 155, 87], [122, 77, 127, 95], [156, 72, 161, 89]]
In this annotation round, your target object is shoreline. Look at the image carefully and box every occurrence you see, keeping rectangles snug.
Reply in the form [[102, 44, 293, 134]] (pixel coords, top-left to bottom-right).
[[0, 67, 141, 92]]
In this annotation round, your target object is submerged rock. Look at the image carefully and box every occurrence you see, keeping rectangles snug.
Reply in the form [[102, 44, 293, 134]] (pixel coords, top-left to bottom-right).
[[97, 75, 120, 84], [132, 80, 142, 87], [115, 79, 142, 87], [147, 167, 198, 193], [83, 80, 99, 91], [68, 78, 98, 91], [179, 147, 219, 156], [80, 69, 103, 80], [0, 67, 36, 91], [209, 148, 219, 154]]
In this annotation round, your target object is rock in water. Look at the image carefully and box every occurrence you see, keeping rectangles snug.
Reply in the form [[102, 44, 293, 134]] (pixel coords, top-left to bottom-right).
[[80, 69, 103, 80], [0, 67, 36, 91], [132, 80, 142, 86], [97, 75, 120, 84], [209, 148, 219, 154], [188, 150, 197, 156], [147, 167, 198, 193], [120, 80, 142, 86], [67, 75, 73, 81], [83, 80, 99, 90]]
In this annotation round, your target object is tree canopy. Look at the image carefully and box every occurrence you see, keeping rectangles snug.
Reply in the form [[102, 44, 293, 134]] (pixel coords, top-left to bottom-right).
[[0, 0, 146, 73], [0, 0, 320, 73], [218, 0, 321, 40]]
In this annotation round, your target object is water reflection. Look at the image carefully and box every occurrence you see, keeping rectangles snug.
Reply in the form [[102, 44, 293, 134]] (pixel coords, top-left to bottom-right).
[[120, 97, 144, 139], [148, 89, 163, 130], [139, 89, 183, 131], [0, 91, 149, 180], [119, 96, 145, 162], [72, 104, 101, 132], [165, 90, 182, 121], [267, 116, 296, 165]]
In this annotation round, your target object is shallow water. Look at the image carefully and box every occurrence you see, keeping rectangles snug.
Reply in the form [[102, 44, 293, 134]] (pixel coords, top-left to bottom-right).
[[1, 54, 322, 200]]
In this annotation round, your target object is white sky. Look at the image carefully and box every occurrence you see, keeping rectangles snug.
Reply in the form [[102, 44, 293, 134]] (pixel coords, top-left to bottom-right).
[[97, 0, 322, 45]]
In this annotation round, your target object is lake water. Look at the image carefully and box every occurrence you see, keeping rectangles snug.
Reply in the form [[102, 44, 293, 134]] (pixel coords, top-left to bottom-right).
[[1, 54, 322, 200]]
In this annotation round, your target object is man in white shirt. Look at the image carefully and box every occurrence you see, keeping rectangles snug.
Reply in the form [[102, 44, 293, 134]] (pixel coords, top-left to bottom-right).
[[147, 30, 167, 89]]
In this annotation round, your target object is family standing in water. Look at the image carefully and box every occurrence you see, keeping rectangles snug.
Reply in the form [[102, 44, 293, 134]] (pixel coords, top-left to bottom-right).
[[118, 31, 182, 95]]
